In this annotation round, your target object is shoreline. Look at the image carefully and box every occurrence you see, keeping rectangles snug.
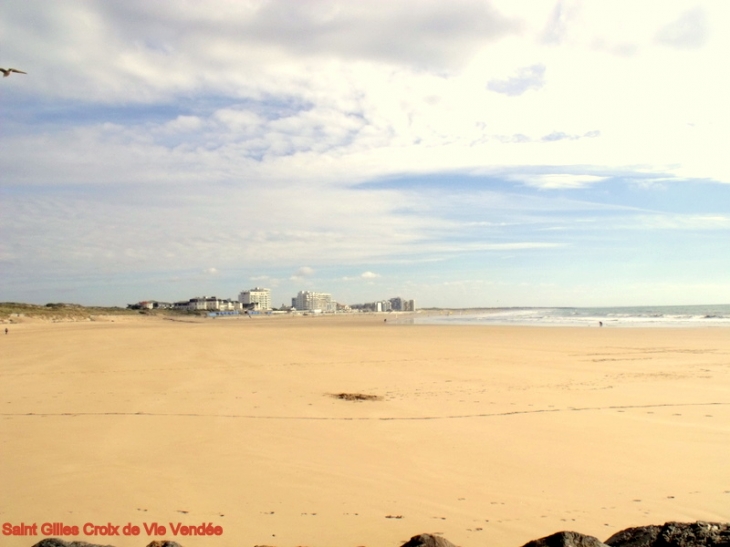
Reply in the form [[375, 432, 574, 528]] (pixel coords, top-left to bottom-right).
[[6, 301, 730, 330]]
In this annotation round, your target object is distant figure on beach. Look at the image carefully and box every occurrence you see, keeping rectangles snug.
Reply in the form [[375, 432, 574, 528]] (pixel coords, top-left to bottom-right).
[[4, 328, 8, 335], [599, 321, 603, 327]]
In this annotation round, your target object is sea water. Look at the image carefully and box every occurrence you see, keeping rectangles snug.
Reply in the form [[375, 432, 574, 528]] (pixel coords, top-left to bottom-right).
[[414, 304, 730, 328]]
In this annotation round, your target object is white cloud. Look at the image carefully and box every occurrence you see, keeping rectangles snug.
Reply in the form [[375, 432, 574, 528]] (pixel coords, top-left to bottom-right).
[[540, 1, 579, 45], [636, 214, 730, 230], [0, 0, 520, 104], [341, 272, 382, 281], [487, 64, 546, 96], [3, 1, 730, 187], [290, 266, 316, 282], [656, 7, 709, 49], [510, 174, 609, 189]]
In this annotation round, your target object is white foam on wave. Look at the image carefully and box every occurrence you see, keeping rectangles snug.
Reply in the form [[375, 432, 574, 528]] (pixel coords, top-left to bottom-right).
[[417, 306, 730, 327]]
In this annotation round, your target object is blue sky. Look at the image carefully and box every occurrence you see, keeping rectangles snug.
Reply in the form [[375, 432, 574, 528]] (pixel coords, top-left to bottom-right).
[[2, 0, 730, 308]]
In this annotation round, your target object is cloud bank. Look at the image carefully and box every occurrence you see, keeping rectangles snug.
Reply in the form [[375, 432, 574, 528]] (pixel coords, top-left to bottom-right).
[[2, 0, 730, 307]]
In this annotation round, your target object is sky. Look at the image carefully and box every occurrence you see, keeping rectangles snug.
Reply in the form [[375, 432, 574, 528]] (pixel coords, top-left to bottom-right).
[[2, 0, 730, 309]]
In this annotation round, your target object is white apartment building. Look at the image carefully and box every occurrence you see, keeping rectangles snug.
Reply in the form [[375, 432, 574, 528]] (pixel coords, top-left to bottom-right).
[[292, 290, 335, 313], [374, 300, 392, 312], [186, 296, 242, 311], [238, 287, 272, 311], [389, 297, 416, 312]]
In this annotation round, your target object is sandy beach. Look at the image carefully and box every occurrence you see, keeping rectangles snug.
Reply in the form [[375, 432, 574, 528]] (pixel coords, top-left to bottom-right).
[[1, 314, 729, 547]]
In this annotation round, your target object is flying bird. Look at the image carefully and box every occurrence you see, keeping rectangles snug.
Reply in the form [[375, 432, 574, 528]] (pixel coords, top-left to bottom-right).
[[1, 68, 27, 77]]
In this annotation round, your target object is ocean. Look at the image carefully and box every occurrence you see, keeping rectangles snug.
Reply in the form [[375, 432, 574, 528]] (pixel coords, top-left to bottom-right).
[[413, 304, 730, 328]]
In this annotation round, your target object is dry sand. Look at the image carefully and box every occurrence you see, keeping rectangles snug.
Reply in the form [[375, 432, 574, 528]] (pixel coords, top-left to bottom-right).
[[1, 314, 729, 547]]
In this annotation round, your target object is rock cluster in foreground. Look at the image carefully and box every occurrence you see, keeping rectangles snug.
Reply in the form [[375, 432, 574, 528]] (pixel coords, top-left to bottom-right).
[[31, 521, 730, 547], [31, 540, 183, 547], [405, 522, 730, 547]]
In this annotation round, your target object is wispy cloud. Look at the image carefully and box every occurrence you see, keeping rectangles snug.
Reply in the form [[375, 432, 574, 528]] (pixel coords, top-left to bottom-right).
[[511, 174, 609, 189], [656, 7, 709, 49], [540, 1, 576, 45], [488, 64, 546, 96], [290, 266, 316, 282], [342, 271, 382, 282]]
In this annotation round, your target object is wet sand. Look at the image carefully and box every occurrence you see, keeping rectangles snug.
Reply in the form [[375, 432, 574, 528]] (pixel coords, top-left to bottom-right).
[[1, 314, 729, 547]]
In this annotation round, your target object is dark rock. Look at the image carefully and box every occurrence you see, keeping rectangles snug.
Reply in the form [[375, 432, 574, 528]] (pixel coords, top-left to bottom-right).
[[31, 540, 116, 547], [606, 522, 730, 547], [605, 525, 663, 547], [31, 540, 184, 547], [521, 531, 608, 547], [400, 533, 459, 547]]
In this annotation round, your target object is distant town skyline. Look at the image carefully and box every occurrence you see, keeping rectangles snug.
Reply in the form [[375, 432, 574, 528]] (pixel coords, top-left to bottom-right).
[[130, 287, 415, 314], [2, 1, 730, 308]]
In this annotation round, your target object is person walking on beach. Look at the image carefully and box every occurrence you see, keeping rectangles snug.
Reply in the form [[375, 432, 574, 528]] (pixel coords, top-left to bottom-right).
[[4, 328, 8, 335]]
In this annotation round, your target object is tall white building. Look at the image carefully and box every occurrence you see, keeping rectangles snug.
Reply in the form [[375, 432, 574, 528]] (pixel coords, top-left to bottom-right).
[[292, 291, 335, 312], [238, 287, 272, 311], [389, 297, 416, 311]]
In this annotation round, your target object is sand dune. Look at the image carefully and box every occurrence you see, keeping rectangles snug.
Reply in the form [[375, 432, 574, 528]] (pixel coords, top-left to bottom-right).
[[1, 315, 729, 547]]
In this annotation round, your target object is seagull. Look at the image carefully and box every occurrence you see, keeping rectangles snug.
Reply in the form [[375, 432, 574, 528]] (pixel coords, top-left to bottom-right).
[[1, 68, 27, 77]]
